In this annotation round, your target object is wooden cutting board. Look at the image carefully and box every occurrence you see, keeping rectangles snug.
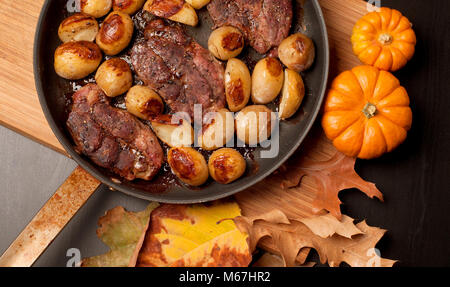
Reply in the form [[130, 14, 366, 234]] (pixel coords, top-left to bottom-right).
[[0, 0, 369, 155]]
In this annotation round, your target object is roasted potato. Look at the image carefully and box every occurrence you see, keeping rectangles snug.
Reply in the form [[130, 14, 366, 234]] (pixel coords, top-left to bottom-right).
[[279, 69, 305, 120], [278, 33, 315, 72], [225, 58, 251, 112], [126, 85, 164, 119], [95, 58, 133, 97], [151, 115, 194, 147], [113, 0, 146, 14], [168, 3, 198, 26], [251, 57, 284, 104], [54, 41, 102, 80], [199, 108, 235, 151], [144, 0, 198, 27], [58, 13, 99, 43], [208, 26, 245, 60], [208, 148, 246, 184], [81, 0, 112, 18], [185, 0, 210, 9], [96, 11, 134, 55], [168, 147, 209, 186], [235, 105, 275, 145]]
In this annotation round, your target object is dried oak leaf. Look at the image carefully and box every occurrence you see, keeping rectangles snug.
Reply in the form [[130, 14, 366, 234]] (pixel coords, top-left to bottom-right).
[[235, 210, 396, 267], [299, 213, 363, 239], [278, 131, 384, 219], [82, 203, 159, 267], [253, 252, 316, 267], [235, 129, 383, 223], [236, 209, 291, 251], [137, 201, 252, 267], [235, 210, 367, 266]]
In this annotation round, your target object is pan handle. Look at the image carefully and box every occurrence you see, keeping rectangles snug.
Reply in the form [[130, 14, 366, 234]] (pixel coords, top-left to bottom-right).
[[0, 166, 100, 267]]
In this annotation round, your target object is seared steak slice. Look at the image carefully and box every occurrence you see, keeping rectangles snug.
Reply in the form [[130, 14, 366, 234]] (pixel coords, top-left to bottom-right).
[[207, 0, 293, 54], [67, 84, 164, 181], [131, 19, 225, 119]]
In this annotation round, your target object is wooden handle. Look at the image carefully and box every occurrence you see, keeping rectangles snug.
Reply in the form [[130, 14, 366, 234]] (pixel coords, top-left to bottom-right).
[[0, 166, 101, 267]]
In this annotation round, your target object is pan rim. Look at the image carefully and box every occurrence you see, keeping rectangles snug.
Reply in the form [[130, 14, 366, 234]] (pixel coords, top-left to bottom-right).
[[34, 0, 329, 204]]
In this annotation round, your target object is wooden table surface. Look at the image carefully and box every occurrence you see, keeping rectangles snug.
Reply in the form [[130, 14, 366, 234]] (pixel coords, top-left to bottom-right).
[[0, 0, 449, 266]]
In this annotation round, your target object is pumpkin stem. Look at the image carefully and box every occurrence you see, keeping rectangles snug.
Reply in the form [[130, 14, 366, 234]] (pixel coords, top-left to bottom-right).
[[362, 102, 377, 119], [378, 33, 393, 45]]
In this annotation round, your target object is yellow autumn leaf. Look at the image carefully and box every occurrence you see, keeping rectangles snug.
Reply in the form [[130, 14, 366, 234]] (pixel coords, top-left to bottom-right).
[[137, 201, 251, 267]]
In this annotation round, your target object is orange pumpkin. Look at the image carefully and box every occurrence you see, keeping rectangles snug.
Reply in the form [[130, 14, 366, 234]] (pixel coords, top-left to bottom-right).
[[351, 7, 416, 71], [322, 65, 412, 159]]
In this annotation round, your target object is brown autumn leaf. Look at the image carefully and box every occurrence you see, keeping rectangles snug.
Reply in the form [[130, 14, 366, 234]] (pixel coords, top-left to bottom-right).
[[299, 213, 363, 239], [236, 127, 383, 221], [237, 210, 362, 249], [235, 210, 396, 267], [236, 209, 290, 252], [137, 201, 252, 267], [252, 252, 316, 267], [279, 132, 383, 219]]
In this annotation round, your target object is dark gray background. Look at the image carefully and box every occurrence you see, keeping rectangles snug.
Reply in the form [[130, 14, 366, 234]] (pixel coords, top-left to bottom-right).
[[1, 0, 450, 267]]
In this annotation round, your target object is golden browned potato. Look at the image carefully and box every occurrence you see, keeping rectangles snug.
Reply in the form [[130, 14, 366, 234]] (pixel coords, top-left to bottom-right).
[[125, 85, 164, 119], [185, 0, 210, 9], [168, 147, 209, 186], [113, 0, 146, 14], [225, 58, 251, 112], [208, 148, 246, 184], [199, 108, 235, 151], [208, 26, 245, 61], [235, 105, 275, 145], [96, 11, 134, 56], [58, 13, 99, 43], [251, 57, 284, 104], [143, 0, 198, 27], [169, 4, 198, 26], [81, 0, 112, 18], [278, 33, 315, 72], [54, 41, 102, 80], [151, 115, 194, 147], [279, 69, 305, 120], [95, 58, 133, 97]]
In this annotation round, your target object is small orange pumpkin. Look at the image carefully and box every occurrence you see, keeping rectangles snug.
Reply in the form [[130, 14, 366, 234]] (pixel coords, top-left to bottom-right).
[[351, 7, 416, 71], [322, 65, 412, 159]]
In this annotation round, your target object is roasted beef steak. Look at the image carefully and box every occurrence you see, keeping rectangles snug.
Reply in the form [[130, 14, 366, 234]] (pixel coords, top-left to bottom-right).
[[131, 19, 226, 119], [67, 84, 164, 181], [207, 0, 293, 54]]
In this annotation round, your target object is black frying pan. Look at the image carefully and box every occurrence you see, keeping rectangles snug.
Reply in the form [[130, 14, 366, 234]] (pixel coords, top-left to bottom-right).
[[34, 0, 329, 203]]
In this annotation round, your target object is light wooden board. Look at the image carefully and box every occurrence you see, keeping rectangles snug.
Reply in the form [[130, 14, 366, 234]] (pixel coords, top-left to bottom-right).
[[0, 0, 369, 155]]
